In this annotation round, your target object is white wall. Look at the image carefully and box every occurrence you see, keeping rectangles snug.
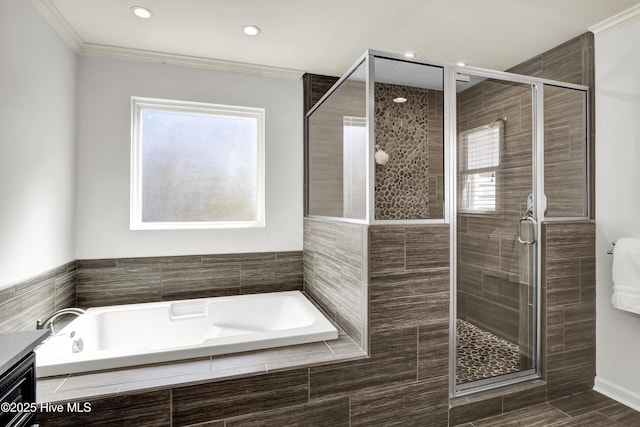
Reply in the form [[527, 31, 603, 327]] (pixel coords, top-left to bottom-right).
[[0, 0, 76, 288], [594, 17, 640, 410], [75, 56, 303, 258]]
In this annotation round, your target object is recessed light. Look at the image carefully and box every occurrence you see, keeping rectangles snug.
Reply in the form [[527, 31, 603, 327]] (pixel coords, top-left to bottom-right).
[[393, 97, 408, 103], [131, 6, 153, 19], [457, 61, 468, 67], [242, 25, 261, 36], [404, 51, 417, 58]]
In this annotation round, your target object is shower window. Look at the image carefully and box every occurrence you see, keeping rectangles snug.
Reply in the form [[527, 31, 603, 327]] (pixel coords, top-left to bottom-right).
[[459, 122, 501, 212]]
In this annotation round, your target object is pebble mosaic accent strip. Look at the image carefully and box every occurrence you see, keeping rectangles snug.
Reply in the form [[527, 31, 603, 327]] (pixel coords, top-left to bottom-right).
[[456, 319, 520, 384], [374, 83, 432, 220]]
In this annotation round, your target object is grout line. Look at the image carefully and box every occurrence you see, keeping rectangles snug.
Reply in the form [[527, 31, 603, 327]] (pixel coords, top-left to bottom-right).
[[416, 325, 420, 382], [323, 340, 335, 355], [307, 367, 311, 402], [169, 388, 173, 427], [53, 375, 70, 394]]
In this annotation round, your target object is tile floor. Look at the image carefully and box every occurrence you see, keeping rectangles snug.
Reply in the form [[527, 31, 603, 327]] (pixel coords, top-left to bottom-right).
[[453, 390, 640, 426], [456, 319, 520, 384]]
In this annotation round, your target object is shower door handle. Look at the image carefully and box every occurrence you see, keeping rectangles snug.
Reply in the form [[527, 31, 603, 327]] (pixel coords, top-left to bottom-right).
[[517, 215, 536, 245]]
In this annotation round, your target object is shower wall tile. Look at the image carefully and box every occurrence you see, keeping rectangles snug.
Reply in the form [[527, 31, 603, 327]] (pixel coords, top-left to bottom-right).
[[309, 327, 418, 399], [225, 397, 350, 427], [368, 226, 406, 273], [456, 69, 536, 346], [450, 395, 503, 426], [0, 261, 76, 333], [418, 320, 450, 382], [466, 294, 519, 343], [350, 377, 449, 427], [542, 221, 596, 400], [370, 292, 449, 332], [172, 369, 308, 425], [304, 218, 367, 347], [406, 226, 450, 269], [501, 381, 548, 413], [36, 390, 171, 427], [508, 34, 593, 219], [161, 277, 239, 301], [369, 225, 450, 331], [76, 251, 303, 308], [303, 73, 339, 115]]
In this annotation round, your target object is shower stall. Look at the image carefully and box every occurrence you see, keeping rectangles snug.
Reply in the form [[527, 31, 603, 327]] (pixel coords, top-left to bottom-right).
[[305, 50, 589, 397]]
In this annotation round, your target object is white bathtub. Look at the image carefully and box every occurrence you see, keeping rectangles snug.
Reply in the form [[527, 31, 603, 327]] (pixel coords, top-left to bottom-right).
[[35, 291, 338, 377]]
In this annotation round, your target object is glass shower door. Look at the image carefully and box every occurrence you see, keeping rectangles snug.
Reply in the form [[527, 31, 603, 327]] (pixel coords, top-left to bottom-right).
[[454, 74, 537, 391]]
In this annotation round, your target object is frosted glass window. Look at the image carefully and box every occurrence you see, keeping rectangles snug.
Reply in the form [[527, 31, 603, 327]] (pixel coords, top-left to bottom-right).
[[131, 97, 265, 230], [342, 116, 367, 218], [459, 122, 501, 212]]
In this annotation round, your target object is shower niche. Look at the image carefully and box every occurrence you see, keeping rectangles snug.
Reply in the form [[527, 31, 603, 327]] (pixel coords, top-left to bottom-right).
[[305, 50, 589, 397]]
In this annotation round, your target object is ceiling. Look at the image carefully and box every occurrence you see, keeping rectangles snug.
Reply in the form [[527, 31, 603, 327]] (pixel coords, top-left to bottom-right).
[[32, 0, 640, 78]]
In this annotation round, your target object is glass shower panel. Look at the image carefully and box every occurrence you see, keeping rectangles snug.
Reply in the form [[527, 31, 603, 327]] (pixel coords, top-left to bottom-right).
[[373, 58, 444, 220], [544, 85, 589, 217], [307, 61, 367, 219], [455, 75, 536, 387]]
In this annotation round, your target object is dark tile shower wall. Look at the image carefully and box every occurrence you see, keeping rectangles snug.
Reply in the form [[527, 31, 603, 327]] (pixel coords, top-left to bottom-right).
[[508, 32, 595, 219], [542, 221, 596, 400], [456, 78, 534, 345], [0, 262, 76, 334], [76, 252, 303, 308], [375, 83, 444, 219], [303, 218, 367, 347]]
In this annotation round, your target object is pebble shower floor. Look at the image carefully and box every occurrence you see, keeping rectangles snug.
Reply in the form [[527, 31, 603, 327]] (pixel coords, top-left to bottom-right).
[[456, 319, 520, 384]]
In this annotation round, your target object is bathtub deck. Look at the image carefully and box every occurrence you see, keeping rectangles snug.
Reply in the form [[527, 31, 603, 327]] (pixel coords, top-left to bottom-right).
[[37, 328, 365, 403]]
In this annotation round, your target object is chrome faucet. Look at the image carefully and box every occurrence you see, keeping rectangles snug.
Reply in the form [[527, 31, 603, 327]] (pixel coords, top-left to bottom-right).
[[36, 308, 86, 332]]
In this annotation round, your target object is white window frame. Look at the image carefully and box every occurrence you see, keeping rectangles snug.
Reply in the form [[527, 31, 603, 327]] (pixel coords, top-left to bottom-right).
[[459, 121, 501, 213], [130, 96, 265, 230]]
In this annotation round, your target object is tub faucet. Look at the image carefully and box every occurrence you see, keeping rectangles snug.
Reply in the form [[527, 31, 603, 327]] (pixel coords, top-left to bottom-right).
[[36, 308, 86, 332]]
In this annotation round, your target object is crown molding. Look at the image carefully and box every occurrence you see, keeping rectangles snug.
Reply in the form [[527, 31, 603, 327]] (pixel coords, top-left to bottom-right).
[[79, 43, 305, 80], [589, 3, 640, 36], [28, 0, 304, 80], [28, 0, 83, 50]]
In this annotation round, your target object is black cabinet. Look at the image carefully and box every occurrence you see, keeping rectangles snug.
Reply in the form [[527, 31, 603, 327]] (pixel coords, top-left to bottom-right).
[[0, 330, 50, 427], [0, 353, 36, 427]]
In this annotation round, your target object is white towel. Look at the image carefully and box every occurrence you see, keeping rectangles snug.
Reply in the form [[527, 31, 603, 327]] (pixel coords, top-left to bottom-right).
[[612, 238, 640, 315]]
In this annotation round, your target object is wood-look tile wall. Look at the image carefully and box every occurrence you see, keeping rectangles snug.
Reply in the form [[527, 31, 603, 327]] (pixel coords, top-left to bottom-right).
[[303, 218, 367, 347], [542, 221, 595, 400], [0, 261, 76, 333], [76, 252, 303, 308], [450, 33, 595, 423], [543, 85, 588, 217], [456, 78, 534, 345], [508, 33, 594, 219], [450, 221, 596, 423]]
